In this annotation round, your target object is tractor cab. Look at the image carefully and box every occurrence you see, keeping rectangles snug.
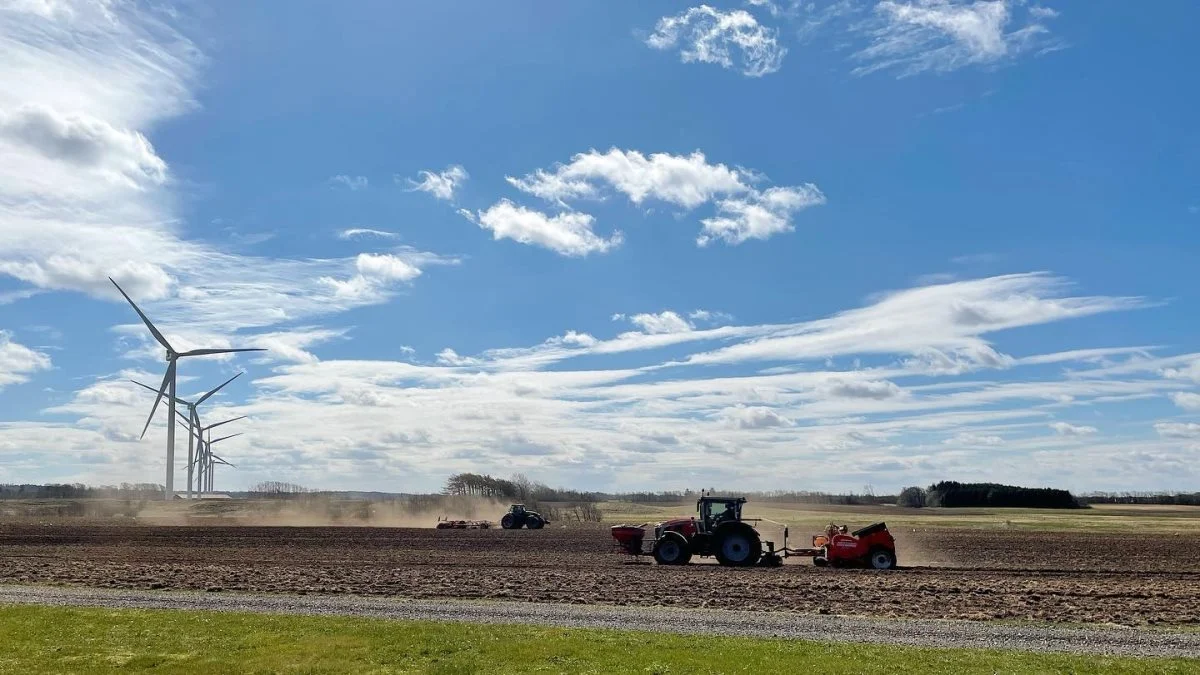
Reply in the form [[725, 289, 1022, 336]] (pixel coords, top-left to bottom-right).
[[697, 496, 746, 533], [509, 504, 526, 516]]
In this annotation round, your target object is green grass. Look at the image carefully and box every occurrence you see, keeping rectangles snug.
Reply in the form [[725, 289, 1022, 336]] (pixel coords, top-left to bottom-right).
[[0, 604, 1194, 674]]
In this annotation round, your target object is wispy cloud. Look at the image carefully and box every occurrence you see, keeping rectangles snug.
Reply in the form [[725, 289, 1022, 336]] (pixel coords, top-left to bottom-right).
[[852, 0, 1064, 77], [329, 174, 368, 191], [337, 228, 399, 240], [403, 165, 468, 201], [646, 5, 787, 77]]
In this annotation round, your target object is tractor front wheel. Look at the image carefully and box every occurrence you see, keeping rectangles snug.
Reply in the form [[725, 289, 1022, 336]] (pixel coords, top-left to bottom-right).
[[526, 515, 544, 529], [714, 527, 762, 567], [868, 547, 897, 570], [500, 514, 516, 529], [653, 532, 692, 565]]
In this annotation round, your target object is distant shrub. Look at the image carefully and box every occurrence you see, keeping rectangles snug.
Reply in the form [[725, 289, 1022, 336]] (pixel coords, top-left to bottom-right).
[[897, 486, 927, 508]]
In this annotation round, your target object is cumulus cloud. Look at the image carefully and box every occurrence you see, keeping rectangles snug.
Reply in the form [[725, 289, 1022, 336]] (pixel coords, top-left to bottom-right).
[[646, 5, 787, 77], [0, 104, 167, 187], [1155, 422, 1200, 439], [1050, 421, 1097, 436], [471, 199, 623, 257], [1170, 392, 1200, 412], [625, 311, 695, 335], [404, 165, 468, 201], [824, 378, 906, 400], [698, 184, 826, 246], [853, 0, 1064, 77], [504, 148, 823, 250], [0, 330, 52, 390], [722, 405, 793, 429]]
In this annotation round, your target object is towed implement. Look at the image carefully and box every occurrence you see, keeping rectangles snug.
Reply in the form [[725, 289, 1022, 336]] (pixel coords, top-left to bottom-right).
[[610, 495, 897, 569], [435, 518, 491, 529]]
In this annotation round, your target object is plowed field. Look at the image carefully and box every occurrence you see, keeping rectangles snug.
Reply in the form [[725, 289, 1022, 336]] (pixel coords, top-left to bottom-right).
[[2, 524, 1197, 626]]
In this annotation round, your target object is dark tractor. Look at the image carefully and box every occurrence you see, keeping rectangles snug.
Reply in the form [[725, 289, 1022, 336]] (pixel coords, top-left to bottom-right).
[[650, 496, 765, 566], [500, 503, 547, 529]]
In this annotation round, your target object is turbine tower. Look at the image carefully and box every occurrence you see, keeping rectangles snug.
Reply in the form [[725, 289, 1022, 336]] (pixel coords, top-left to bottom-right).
[[132, 372, 243, 498], [109, 278, 264, 500]]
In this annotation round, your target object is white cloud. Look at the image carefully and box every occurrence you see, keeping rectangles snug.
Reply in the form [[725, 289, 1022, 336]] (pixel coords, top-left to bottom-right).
[[7, 267, 1195, 493], [505, 148, 823, 248], [329, 175, 368, 191], [0, 103, 167, 188], [1155, 422, 1200, 439], [1170, 392, 1200, 412], [944, 431, 1003, 446], [0, 0, 458, 335], [722, 405, 793, 429], [852, 0, 1063, 77], [627, 311, 694, 335], [646, 5, 787, 77], [682, 273, 1145, 368], [824, 378, 906, 400], [404, 165, 468, 201], [1050, 421, 1097, 436], [0, 330, 51, 390], [1161, 359, 1200, 383], [698, 184, 826, 245], [472, 199, 623, 257], [337, 228, 398, 240]]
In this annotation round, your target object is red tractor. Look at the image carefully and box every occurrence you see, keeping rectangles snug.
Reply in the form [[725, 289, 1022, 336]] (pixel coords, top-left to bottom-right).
[[610, 495, 898, 570]]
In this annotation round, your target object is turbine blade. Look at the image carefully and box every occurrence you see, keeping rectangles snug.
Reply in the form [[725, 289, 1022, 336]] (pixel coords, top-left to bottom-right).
[[132, 380, 188, 406], [211, 454, 236, 468], [209, 432, 242, 445], [109, 277, 173, 352], [139, 363, 173, 439], [196, 372, 242, 406], [178, 348, 266, 357], [204, 416, 246, 431]]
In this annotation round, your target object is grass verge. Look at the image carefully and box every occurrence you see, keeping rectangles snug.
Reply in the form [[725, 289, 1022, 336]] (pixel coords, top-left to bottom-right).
[[0, 604, 1194, 674]]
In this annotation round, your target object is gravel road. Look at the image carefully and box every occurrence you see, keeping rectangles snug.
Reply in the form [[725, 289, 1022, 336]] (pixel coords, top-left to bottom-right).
[[2, 584, 1198, 658]]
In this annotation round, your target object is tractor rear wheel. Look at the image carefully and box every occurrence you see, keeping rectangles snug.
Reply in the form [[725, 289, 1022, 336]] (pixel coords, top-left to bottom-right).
[[868, 547, 896, 570], [714, 526, 762, 567], [500, 513, 516, 529], [652, 532, 691, 565], [526, 515, 544, 529]]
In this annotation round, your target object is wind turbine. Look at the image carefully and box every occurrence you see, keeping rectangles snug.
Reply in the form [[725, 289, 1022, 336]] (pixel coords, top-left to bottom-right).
[[132, 372, 243, 498], [195, 431, 241, 493], [109, 277, 265, 500]]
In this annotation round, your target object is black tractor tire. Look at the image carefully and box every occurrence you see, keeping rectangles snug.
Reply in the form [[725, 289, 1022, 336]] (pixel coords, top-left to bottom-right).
[[713, 524, 762, 567], [500, 513, 517, 530], [526, 515, 544, 529], [868, 547, 897, 570], [652, 531, 692, 565]]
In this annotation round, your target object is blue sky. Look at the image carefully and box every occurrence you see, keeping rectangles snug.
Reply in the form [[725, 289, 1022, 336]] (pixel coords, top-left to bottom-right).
[[1, 0, 1197, 494]]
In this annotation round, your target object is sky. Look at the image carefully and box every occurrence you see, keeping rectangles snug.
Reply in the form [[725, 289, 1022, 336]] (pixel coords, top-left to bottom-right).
[[0, 0, 1198, 495]]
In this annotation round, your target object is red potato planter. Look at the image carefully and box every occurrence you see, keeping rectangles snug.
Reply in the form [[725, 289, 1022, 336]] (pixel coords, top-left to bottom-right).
[[611, 496, 898, 569]]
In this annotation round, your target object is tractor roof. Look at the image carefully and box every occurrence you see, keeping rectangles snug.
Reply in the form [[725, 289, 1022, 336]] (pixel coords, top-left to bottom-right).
[[698, 496, 746, 503]]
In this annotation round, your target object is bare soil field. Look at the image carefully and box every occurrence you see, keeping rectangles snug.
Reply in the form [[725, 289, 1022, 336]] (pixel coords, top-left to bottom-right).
[[2, 523, 1198, 627]]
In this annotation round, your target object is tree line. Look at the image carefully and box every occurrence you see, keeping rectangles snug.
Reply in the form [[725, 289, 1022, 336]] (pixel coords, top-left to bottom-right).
[[0, 483, 163, 499], [897, 481, 1083, 509]]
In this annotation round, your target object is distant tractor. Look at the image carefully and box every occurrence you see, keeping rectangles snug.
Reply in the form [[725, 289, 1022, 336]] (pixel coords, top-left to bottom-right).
[[500, 503, 548, 530], [610, 495, 898, 569]]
